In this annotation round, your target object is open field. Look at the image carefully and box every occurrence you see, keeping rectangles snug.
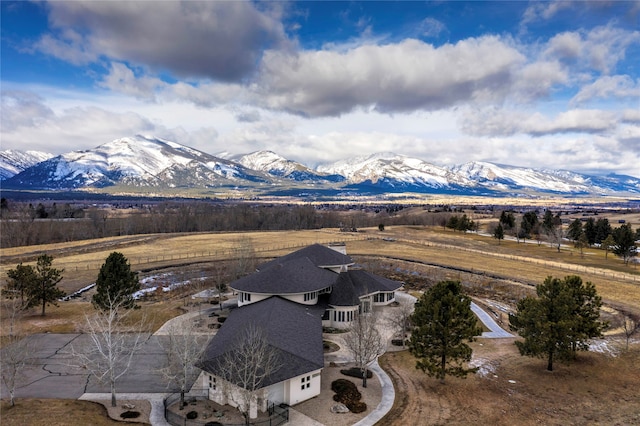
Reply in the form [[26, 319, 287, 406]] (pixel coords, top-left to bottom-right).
[[2, 225, 639, 425]]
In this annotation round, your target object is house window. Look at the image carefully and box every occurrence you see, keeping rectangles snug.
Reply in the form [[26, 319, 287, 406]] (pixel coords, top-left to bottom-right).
[[301, 375, 311, 390], [245, 292, 251, 302], [209, 375, 216, 390], [304, 291, 317, 302]]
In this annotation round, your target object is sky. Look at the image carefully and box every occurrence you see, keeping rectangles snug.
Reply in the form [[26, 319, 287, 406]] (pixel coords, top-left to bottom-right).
[[1, 1, 639, 176]]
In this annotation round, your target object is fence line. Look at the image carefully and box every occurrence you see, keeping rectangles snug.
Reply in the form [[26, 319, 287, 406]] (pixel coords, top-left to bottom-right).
[[164, 391, 288, 426], [387, 236, 639, 283], [61, 232, 637, 283]]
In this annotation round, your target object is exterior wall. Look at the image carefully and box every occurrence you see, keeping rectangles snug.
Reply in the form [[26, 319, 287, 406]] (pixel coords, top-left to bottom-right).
[[200, 369, 321, 417], [372, 291, 396, 306], [237, 291, 272, 307], [323, 306, 359, 329], [202, 371, 266, 419], [286, 369, 322, 406]]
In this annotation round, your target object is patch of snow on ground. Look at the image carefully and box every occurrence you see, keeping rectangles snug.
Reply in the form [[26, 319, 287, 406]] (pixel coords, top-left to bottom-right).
[[469, 357, 497, 377], [589, 339, 618, 357]]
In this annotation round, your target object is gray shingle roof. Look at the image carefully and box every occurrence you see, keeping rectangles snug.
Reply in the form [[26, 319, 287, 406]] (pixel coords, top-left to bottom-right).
[[230, 256, 338, 294], [258, 244, 353, 271], [348, 269, 403, 294], [327, 270, 403, 306], [198, 297, 324, 389]]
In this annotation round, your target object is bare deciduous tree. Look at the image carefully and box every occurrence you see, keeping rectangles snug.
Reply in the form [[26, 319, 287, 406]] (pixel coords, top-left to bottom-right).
[[343, 313, 386, 387], [1, 334, 32, 407], [72, 293, 147, 407], [386, 297, 415, 349], [0, 297, 32, 407], [219, 324, 282, 424], [622, 313, 640, 351], [232, 236, 257, 280], [158, 321, 208, 409]]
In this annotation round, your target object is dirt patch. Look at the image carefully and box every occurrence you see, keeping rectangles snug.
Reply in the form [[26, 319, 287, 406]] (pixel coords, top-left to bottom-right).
[[379, 338, 640, 425], [0, 399, 135, 426], [95, 399, 151, 424]]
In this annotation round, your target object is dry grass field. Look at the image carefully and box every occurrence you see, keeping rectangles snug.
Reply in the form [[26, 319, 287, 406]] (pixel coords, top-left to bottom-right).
[[380, 339, 640, 426], [2, 224, 639, 425]]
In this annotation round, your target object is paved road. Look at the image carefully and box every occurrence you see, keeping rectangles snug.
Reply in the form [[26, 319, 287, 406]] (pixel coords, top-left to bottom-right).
[[470, 302, 514, 338]]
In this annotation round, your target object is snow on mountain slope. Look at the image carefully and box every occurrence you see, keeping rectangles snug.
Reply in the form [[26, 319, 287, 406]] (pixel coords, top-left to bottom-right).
[[3, 135, 269, 189], [453, 161, 600, 193], [0, 149, 53, 180], [236, 150, 344, 182], [3, 137, 638, 196], [317, 152, 470, 188]]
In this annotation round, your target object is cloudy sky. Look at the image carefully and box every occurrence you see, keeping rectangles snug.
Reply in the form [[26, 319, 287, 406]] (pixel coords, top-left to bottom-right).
[[1, 1, 639, 176]]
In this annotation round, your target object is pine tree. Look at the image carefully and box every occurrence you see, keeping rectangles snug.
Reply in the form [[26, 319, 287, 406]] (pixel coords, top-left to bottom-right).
[[409, 280, 482, 383], [509, 275, 606, 371], [493, 223, 504, 244], [612, 224, 638, 265], [24, 254, 65, 316], [567, 219, 584, 242], [4, 263, 37, 306], [92, 252, 140, 311]]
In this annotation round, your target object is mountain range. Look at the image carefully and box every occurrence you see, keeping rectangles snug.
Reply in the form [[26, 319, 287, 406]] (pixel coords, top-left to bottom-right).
[[2, 135, 639, 198]]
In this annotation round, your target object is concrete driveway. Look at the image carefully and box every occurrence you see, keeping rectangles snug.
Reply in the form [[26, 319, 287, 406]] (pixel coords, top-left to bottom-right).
[[0, 333, 191, 400]]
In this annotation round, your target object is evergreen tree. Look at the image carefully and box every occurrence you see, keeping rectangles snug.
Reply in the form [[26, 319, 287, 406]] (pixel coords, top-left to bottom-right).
[[409, 280, 482, 383], [520, 211, 539, 241], [612, 224, 638, 265], [567, 219, 584, 242], [493, 223, 504, 244], [499, 211, 515, 229], [584, 218, 596, 246], [4, 263, 37, 306], [509, 275, 606, 371], [24, 254, 65, 316], [92, 252, 140, 311], [594, 218, 612, 245]]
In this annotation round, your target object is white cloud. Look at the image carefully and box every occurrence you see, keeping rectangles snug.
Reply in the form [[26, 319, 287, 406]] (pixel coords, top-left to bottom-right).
[[460, 107, 618, 137], [36, 1, 290, 81], [419, 17, 446, 38], [256, 36, 525, 116], [571, 75, 640, 105]]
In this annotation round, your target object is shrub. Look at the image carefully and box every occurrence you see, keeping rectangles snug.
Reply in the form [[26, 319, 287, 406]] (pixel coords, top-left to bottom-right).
[[331, 379, 366, 413], [340, 367, 373, 379], [120, 411, 141, 419], [186, 411, 198, 420]]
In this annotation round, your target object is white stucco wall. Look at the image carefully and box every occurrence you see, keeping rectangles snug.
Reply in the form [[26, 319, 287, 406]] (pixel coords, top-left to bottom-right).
[[286, 369, 322, 406]]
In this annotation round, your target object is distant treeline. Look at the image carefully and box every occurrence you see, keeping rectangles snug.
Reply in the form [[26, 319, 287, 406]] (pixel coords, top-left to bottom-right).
[[0, 198, 458, 248]]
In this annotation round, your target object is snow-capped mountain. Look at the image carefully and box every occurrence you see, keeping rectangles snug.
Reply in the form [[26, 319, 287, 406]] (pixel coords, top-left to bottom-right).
[[0, 149, 53, 180], [2, 137, 638, 197], [2, 135, 270, 190], [236, 150, 344, 183], [317, 152, 472, 190], [452, 162, 640, 194]]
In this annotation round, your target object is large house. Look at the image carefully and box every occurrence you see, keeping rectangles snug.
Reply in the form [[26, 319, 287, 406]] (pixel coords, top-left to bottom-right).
[[196, 243, 402, 419]]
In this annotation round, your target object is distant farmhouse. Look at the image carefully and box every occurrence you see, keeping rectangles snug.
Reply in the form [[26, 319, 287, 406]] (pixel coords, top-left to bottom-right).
[[196, 243, 402, 419]]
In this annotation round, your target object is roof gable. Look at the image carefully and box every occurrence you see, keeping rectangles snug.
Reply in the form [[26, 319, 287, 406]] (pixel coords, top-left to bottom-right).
[[258, 244, 353, 271], [347, 269, 403, 295], [231, 256, 338, 294]]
